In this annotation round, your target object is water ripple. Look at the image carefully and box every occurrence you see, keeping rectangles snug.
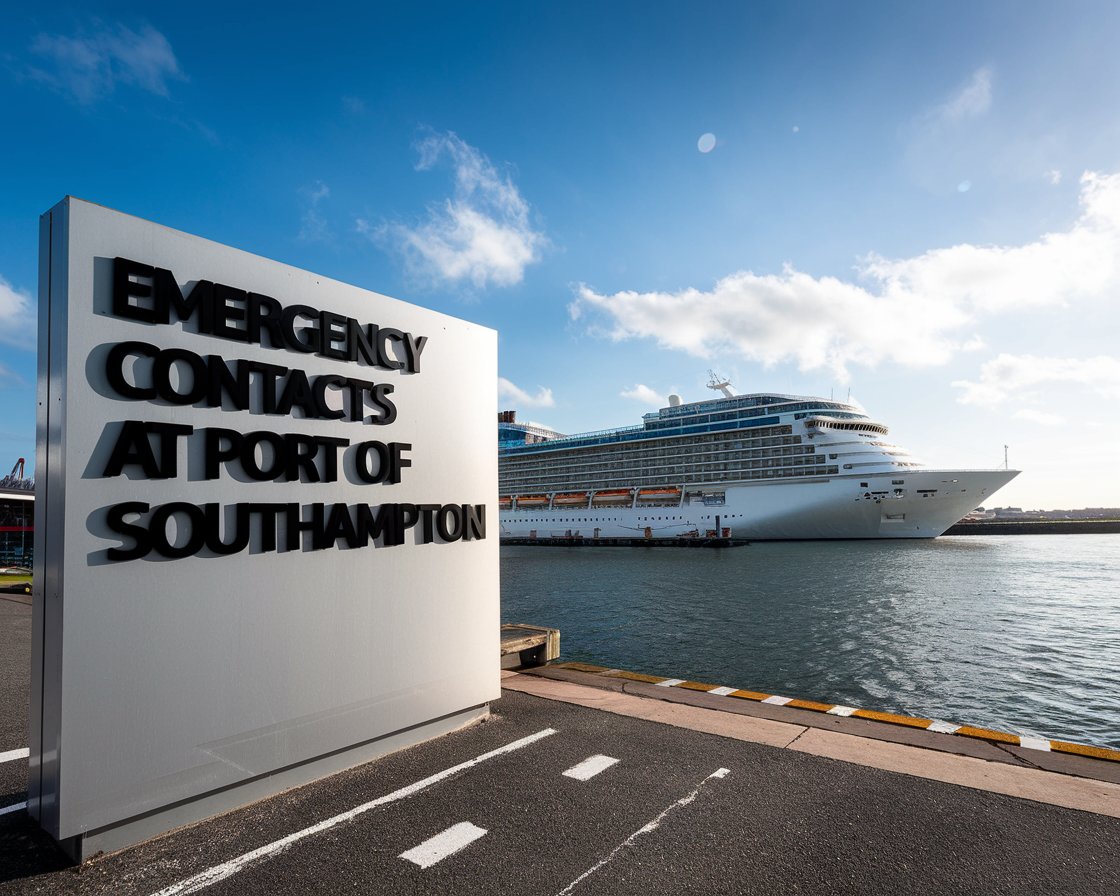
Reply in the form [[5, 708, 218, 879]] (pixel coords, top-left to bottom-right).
[[501, 534, 1120, 748]]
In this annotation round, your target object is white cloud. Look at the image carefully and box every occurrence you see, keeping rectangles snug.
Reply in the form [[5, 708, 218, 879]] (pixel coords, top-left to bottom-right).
[[574, 267, 968, 382], [571, 171, 1120, 380], [1013, 409, 1065, 426], [1048, 169, 1063, 185], [28, 23, 185, 104], [904, 67, 995, 193], [0, 362, 22, 386], [376, 132, 546, 289], [953, 354, 1120, 407], [861, 174, 1120, 314], [0, 277, 35, 350], [298, 181, 331, 243], [306, 181, 329, 204], [620, 384, 667, 406], [498, 377, 555, 408], [933, 67, 992, 123]]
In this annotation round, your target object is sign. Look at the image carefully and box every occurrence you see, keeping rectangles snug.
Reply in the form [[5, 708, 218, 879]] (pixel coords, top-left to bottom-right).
[[31, 198, 499, 859]]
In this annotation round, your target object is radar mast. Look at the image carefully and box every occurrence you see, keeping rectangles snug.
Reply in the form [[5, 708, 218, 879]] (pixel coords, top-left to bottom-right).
[[706, 370, 734, 399]]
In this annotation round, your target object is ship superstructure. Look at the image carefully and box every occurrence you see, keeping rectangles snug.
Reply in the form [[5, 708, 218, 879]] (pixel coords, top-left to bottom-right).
[[498, 386, 1017, 540]]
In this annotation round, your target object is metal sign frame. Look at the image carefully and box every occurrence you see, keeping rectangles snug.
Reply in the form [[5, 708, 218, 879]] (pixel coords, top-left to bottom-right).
[[32, 198, 498, 860]]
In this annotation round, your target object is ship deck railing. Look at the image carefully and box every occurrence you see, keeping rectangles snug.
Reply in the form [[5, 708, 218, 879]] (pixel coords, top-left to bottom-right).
[[499, 415, 783, 455]]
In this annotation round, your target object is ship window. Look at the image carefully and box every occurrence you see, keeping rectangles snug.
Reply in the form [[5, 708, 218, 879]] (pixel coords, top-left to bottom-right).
[[860, 482, 868, 487]]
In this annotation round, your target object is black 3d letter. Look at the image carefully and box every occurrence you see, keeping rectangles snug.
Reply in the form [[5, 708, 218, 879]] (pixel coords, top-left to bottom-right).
[[103, 421, 193, 479]]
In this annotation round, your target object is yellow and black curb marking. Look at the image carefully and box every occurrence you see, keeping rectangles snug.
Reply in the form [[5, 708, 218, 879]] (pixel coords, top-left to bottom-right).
[[552, 661, 1120, 764]]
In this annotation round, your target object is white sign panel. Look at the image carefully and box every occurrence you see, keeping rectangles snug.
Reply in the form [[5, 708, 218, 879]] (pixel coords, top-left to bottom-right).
[[31, 198, 499, 859]]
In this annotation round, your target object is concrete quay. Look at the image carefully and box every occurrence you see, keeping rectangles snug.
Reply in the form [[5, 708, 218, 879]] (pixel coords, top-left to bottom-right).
[[945, 518, 1120, 535], [3, 593, 1119, 894]]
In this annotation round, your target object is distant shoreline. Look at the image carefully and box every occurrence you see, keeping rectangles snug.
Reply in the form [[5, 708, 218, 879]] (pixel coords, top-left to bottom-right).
[[945, 519, 1120, 535]]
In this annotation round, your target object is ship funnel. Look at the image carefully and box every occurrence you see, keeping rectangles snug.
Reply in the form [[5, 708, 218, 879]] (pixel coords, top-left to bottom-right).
[[668, 394, 682, 407]]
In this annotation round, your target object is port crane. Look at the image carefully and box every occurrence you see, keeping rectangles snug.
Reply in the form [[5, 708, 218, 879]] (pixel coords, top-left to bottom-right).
[[1, 458, 32, 490]]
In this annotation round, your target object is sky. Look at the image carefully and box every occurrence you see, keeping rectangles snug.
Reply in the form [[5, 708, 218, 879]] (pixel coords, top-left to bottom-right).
[[2, 1, 1119, 510]]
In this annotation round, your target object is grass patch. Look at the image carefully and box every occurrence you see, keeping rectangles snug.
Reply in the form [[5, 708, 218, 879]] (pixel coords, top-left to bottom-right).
[[0, 571, 32, 589]]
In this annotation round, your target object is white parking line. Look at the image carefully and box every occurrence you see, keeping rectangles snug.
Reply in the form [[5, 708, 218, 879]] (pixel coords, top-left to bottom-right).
[[400, 821, 487, 868], [150, 727, 558, 896], [0, 748, 29, 764], [554, 767, 731, 896], [563, 755, 619, 781], [0, 801, 27, 816]]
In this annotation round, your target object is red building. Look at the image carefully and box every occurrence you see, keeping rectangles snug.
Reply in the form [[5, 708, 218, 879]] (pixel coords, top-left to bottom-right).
[[0, 472, 33, 567]]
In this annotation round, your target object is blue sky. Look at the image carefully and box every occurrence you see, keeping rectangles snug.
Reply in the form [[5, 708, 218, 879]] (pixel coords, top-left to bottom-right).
[[3, 2, 1119, 509]]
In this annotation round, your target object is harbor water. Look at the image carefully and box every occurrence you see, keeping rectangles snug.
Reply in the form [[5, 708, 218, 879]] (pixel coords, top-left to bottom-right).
[[500, 534, 1120, 749]]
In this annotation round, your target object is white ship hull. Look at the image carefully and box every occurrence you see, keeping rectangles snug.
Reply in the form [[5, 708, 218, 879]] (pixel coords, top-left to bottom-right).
[[499, 388, 1019, 541], [499, 468, 1018, 540]]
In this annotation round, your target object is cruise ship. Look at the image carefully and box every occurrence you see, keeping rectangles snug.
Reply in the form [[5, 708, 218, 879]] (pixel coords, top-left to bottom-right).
[[498, 380, 1018, 540]]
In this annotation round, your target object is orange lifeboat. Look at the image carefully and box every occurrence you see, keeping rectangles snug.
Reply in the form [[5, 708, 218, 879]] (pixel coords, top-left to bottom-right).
[[553, 492, 589, 506], [591, 489, 633, 505], [498, 496, 512, 509], [637, 486, 682, 502], [515, 494, 548, 507]]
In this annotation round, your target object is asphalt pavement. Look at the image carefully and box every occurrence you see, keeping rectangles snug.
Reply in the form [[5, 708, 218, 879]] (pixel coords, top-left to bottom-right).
[[2, 594, 1118, 895]]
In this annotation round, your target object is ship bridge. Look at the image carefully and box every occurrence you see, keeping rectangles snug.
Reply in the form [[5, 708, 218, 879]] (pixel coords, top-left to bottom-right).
[[804, 416, 889, 436]]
